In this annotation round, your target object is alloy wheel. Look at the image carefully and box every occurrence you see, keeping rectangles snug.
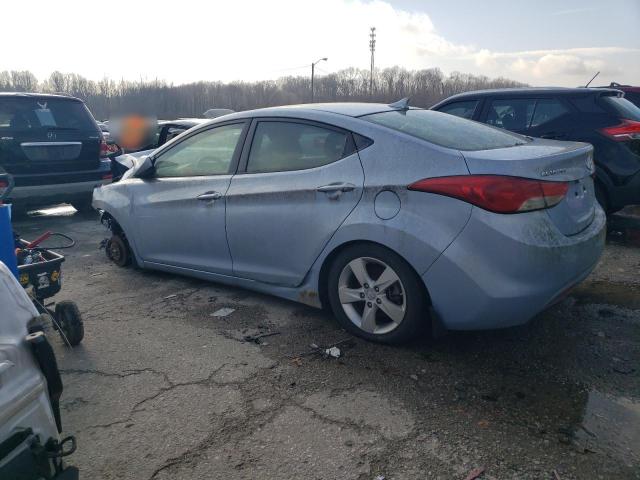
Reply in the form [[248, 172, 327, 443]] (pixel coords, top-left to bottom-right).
[[337, 256, 406, 335]]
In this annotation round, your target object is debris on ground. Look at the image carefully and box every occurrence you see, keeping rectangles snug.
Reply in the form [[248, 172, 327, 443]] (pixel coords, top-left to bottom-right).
[[374, 475, 385, 480], [243, 331, 280, 344], [552, 470, 561, 480], [464, 466, 486, 480], [211, 307, 236, 317], [325, 346, 341, 358], [163, 294, 177, 300], [290, 338, 355, 361], [409, 374, 418, 381]]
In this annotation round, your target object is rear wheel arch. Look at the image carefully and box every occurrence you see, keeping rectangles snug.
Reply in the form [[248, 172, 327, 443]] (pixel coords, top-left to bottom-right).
[[317, 240, 432, 310]]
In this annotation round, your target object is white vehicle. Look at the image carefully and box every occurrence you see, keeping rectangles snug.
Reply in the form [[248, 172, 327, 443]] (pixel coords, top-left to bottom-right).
[[0, 262, 78, 479]]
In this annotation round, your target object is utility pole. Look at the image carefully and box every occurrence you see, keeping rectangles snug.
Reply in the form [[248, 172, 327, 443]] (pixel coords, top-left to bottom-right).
[[311, 57, 328, 103], [369, 27, 376, 97]]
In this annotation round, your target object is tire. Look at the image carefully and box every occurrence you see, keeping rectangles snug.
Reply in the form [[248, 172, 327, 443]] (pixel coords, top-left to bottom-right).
[[327, 243, 429, 344], [55, 301, 84, 346], [106, 234, 131, 267], [71, 198, 94, 214]]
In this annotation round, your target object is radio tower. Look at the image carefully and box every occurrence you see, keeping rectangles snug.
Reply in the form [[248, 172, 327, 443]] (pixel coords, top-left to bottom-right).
[[369, 27, 376, 97]]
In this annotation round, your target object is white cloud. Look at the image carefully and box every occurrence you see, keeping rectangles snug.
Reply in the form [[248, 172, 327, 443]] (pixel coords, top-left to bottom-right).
[[1, 0, 638, 87]]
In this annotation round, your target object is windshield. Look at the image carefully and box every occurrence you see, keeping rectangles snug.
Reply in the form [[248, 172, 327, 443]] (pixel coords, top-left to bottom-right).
[[0, 97, 96, 132], [361, 109, 529, 151]]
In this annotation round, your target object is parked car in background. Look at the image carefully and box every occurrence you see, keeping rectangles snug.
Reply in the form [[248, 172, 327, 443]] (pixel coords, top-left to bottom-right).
[[203, 108, 234, 119], [94, 102, 605, 344], [0, 92, 111, 214], [432, 88, 640, 213], [597, 83, 640, 108]]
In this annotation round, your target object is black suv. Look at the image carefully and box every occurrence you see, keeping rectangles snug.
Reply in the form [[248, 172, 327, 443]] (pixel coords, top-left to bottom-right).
[[0, 92, 111, 213], [432, 88, 640, 212]]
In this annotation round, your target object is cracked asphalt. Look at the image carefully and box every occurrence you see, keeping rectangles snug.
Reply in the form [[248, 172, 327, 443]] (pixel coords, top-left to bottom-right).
[[12, 206, 640, 480]]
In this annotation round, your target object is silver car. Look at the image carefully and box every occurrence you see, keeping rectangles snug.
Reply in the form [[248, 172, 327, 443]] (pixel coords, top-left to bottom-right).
[[93, 102, 606, 343]]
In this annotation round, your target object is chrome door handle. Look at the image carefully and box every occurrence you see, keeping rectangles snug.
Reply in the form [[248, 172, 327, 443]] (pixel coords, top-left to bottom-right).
[[317, 183, 356, 193], [197, 191, 222, 201]]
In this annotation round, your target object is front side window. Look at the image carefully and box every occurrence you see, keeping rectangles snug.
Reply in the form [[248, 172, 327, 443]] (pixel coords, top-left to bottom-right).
[[486, 98, 536, 131], [361, 109, 528, 151], [247, 121, 348, 173], [438, 100, 479, 120], [154, 123, 244, 177]]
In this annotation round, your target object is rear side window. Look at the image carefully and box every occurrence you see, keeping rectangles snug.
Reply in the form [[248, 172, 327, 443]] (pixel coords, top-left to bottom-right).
[[0, 97, 96, 132], [599, 96, 640, 121], [247, 121, 349, 173], [437, 100, 479, 119], [569, 95, 606, 113], [361, 109, 528, 151], [530, 99, 570, 128], [486, 99, 536, 131]]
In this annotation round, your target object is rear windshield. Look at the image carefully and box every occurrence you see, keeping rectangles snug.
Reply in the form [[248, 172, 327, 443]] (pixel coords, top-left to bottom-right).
[[361, 109, 529, 151], [0, 97, 96, 132], [599, 95, 640, 121], [623, 92, 640, 108]]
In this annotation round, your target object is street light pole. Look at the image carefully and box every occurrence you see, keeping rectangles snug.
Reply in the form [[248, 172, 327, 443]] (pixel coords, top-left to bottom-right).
[[311, 57, 327, 103], [369, 27, 376, 97]]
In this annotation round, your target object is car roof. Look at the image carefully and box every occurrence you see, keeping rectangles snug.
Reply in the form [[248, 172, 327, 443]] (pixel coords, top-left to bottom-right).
[[0, 91, 83, 102], [219, 102, 404, 121], [158, 118, 208, 127], [435, 87, 622, 104]]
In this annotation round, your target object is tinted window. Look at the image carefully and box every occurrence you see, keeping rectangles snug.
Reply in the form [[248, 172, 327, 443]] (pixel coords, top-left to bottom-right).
[[438, 100, 479, 119], [247, 122, 348, 173], [154, 123, 244, 177], [600, 96, 640, 121], [0, 97, 96, 132], [569, 95, 606, 113], [530, 99, 570, 128], [486, 98, 536, 131], [623, 92, 640, 108], [361, 109, 528, 151]]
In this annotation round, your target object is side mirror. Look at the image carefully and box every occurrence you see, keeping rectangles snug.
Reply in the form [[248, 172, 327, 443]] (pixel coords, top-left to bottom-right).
[[135, 155, 155, 179]]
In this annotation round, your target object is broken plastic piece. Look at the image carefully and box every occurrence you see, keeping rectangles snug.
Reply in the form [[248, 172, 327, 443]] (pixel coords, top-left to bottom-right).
[[325, 346, 341, 358], [211, 307, 236, 317]]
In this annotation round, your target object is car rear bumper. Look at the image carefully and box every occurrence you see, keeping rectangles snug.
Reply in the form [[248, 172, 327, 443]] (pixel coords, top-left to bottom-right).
[[6, 161, 111, 207], [609, 167, 640, 208], [422, 205, 606, 330]]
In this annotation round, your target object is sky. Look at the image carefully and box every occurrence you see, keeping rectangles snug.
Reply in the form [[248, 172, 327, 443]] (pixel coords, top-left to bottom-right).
[[3, 0, 639, 87]]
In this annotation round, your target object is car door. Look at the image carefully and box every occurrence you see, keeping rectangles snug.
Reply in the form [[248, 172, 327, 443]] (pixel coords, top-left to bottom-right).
[[129, 121, 248, 274], [226, 119, 365, 287]]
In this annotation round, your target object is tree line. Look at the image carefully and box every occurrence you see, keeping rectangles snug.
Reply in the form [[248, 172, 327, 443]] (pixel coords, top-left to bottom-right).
[[0, 68, 526, 120]]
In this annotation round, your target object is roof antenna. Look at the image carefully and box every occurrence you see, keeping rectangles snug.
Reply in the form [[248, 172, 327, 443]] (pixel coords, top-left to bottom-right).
[[584, 71, 600, 88], [389, 97, 410, 110]]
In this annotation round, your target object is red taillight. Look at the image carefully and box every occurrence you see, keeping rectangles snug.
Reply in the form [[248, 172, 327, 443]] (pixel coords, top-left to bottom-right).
[[600, 119, 640, 141], [102, 173, 113, 181], [100, 139, 109, 158], [408, 175, 569, 214]]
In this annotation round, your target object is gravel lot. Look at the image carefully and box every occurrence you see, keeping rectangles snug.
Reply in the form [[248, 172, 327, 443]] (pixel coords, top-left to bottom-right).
[[12, 206, 640, 480]]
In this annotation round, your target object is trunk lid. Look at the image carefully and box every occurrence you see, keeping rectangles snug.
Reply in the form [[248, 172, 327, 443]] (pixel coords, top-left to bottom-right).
[[0, 96, 101, 177], [461, 139, 596, 236]]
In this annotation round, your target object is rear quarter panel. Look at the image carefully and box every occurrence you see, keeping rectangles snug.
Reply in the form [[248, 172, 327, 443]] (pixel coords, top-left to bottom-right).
[[314, 126, 473, 278]]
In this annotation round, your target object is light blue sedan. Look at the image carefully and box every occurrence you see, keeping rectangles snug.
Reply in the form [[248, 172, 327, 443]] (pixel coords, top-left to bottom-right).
[[93, 101, 606, 343]]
